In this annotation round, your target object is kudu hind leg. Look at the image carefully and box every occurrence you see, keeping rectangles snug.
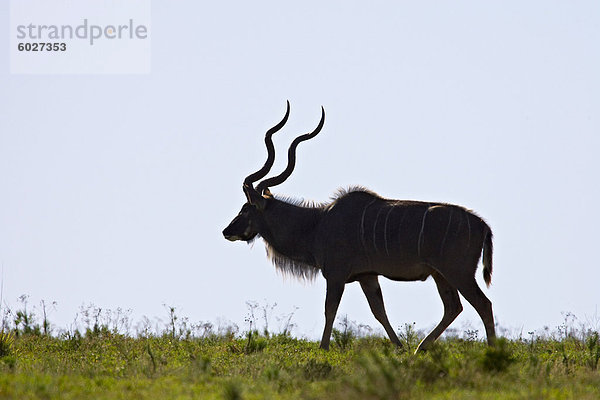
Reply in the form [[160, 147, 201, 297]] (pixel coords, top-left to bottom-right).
[[320, 280, 345, 350], [416, 273, 463, 352], [452, 275, 496, 346], [359, 275, 401, 347]]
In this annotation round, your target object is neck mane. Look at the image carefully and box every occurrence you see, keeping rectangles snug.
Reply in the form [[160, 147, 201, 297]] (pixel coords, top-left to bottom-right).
[[260, 195, 324, 281]]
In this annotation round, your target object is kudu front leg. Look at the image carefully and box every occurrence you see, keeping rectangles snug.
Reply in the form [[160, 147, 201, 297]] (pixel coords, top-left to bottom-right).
[[359, 275, 402, 347], [320, 280, 345, 350]]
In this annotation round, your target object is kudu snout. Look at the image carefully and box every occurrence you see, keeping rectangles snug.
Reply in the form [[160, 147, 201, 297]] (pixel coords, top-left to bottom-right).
[[222, 223, 237, 241]]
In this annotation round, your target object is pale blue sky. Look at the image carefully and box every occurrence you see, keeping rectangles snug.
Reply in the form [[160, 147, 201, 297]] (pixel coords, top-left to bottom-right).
[[1, 1, 599, 338]]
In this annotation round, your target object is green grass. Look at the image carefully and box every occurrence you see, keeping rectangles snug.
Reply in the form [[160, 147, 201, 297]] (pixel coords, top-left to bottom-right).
[[1, 330, 599, 399], [0, 300, 599, 399]]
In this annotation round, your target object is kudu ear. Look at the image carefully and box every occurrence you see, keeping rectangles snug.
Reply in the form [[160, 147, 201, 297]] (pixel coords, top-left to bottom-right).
[[243, 184, 267, 210]]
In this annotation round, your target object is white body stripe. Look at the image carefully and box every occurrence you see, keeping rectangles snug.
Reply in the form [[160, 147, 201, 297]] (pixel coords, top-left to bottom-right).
[[360, 199, 377, 254], [372, 206, 386, 254], [383, 205, 395, 257], [439, 208, 453, 257], [417, 206, 431, 257], [465, 212, 471, 249]]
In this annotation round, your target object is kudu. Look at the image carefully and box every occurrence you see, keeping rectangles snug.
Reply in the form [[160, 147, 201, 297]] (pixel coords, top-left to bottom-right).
[[223, 102, 496, 352]]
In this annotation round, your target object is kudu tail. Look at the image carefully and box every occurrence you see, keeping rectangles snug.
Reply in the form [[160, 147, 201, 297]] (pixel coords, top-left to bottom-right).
[[482, 226, 493, 287]]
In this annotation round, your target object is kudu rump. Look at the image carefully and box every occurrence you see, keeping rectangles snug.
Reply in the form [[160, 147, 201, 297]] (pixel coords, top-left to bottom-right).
[[223, 102, 496, 351]]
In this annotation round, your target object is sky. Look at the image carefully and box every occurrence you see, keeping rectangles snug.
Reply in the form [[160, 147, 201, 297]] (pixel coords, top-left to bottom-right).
[[1, 1, 599, 340]]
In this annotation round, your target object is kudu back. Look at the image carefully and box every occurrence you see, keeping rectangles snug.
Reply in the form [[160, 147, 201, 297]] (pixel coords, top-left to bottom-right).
[[223, 102, 496, 351]]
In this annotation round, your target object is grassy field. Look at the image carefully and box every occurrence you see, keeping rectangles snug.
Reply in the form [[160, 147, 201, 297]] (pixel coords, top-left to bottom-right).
[[1, 303, 599, 399]]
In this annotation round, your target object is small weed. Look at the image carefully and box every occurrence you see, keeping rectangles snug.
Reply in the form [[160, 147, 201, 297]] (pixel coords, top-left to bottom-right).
[[464, 329, 479, 342], [244, 330, 267, 354], [39, 300, 57, 336], [332, 315, 356, 350], [276, 306, 299, 336], [557, 311, 577, 341], [164, 305, 178, 340], [13, 295, 41, 336], [398, 322, 419, 352]]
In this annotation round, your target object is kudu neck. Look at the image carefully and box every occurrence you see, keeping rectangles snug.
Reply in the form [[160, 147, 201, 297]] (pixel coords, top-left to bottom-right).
[[259, 198, 322, 263]]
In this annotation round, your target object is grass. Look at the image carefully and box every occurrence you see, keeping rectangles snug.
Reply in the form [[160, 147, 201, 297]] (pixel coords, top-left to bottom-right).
[[0, 301, 599, 399]]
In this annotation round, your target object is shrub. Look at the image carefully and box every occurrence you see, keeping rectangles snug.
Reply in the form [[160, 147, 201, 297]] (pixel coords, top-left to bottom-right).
[[586, 331, 600, 370], [480, 338, 514, 373], [0, 331, 13, 357]]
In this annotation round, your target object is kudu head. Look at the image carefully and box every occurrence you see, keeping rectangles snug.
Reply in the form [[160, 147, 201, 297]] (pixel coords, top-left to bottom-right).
[[222, 101, 325, 242]]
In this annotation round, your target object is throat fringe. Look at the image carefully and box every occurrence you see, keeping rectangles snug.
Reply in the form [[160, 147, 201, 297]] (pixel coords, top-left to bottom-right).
[[264, 242, 320, 281]]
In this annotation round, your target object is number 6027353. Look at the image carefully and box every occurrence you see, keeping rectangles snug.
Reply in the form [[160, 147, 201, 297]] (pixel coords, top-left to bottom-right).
[[17, 42, 67, 51]]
